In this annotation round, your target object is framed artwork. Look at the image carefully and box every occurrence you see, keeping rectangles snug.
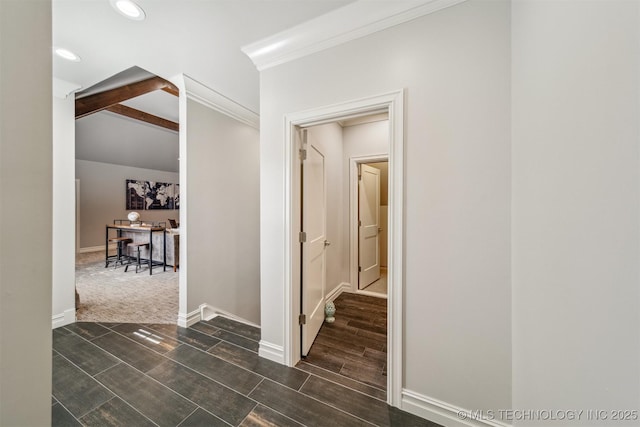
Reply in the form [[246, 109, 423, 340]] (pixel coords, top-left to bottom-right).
[[126, 179, 179, 210], [146, 181, 173, 210], [126, 179, 147, 210]]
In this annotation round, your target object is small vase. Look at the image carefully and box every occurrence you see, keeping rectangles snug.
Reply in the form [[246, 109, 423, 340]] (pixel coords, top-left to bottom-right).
[[324, 301, 336, 323]]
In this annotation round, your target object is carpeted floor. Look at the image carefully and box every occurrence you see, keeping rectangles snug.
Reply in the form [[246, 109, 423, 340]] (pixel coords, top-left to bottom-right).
[[75, 250, 178, 324]]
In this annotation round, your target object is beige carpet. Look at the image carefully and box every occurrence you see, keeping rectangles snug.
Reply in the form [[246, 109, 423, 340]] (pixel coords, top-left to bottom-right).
[[75, 250, 178, 324]]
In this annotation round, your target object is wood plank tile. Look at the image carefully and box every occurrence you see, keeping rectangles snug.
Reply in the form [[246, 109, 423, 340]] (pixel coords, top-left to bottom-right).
[[208, 341, 309, 390], [212, 329, 260, 352], [52, 402, 82, 426], [206, 316, 261, 341], [387, 406, 442, 426], [52, 355, 114, 418], [92, 332, 167, 373], [147, 360, 256, 426], [347, 319, 387, 335], [340, 362, 387, 390], [239, 404, 304, 427], [310, 342, 384, 371], [95, 363, 196, 427], [318, 324, 385, 351], [300, 375, 393, 426], [64, 322, 111, 340], [190, 321, 220, 336], [249, 379, 370, 427], [295, 361, 386, 401], [165, 344, 262, 395], [53, 333, 120, 376], [145, 323, 222, 351], [178, 408, 230, 427], [112, 323, 180, 354], [80, 397, 155, 427]]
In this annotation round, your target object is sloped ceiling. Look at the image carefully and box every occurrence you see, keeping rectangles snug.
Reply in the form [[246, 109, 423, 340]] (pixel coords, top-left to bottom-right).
[[57, 1, 354, 172]]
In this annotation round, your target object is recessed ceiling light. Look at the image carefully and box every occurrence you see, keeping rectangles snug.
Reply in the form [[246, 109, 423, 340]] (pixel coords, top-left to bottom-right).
[[109, 0, 146, 21], [54, 47, 81, 62]]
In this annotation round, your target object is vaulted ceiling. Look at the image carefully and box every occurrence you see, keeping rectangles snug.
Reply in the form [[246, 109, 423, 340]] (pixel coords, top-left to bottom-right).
[[53, 0, 354, 114], [55, 0, 355, 172]]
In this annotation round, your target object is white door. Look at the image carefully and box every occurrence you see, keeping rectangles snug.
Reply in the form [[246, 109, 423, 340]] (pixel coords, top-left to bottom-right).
[[359, 163, 381, 289], [301, 129, 327, 356]]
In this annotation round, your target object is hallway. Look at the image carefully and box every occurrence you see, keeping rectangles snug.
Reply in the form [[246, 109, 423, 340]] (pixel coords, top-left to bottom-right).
[[52, 315, 436, 426]]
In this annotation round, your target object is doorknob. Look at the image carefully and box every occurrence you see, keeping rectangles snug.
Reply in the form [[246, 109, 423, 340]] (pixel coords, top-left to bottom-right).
[[378, 228, 382, 232], [324, 240, 331, 247]]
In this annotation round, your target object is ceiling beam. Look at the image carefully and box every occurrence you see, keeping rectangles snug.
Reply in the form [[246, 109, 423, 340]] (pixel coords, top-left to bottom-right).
[[75, 76, 179, 119], [105, 104, 179, 132]]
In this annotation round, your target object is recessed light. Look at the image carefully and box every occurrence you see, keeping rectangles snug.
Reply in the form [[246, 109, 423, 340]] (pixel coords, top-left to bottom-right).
[[54, 47, 81, 62], [109, 0, 146, 21]]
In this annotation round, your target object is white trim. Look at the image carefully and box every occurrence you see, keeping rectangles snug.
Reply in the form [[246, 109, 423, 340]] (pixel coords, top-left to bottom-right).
[[283, 90, 404, 407], [242, 0, 468, 71], [52, 309, 75, 329], [349, 154, 388, 293], [177, 308, 201, 328], [402, 389, 511, 427], [79, 244, 116, 254], [259, 340, 285, 364], [199, 304, 260, 328], [356, 289, 387, 299], [183, 74, 259, 129], [325, 282, 349, 303], [53, 77, 81, 99]]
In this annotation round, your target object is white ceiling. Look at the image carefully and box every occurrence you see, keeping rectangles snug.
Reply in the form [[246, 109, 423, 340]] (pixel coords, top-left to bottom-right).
[[56, 0, 356, 172], [53, 0, 355, 114]]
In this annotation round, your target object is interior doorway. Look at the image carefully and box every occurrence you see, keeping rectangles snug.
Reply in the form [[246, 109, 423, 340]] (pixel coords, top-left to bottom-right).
[[284, 89, 405, 405], [354, 159, 388, 296]]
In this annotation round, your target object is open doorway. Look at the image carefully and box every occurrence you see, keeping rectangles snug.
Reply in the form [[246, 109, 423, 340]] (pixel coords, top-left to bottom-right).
[[74, 67, 181, 324], [285, 90, 404, 404], [355, 160, 388, 296]]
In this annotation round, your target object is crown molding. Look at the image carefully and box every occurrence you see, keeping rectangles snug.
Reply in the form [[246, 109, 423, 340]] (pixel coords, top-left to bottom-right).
[[183, 75, 259, 129], [242, 0, 468, 71]]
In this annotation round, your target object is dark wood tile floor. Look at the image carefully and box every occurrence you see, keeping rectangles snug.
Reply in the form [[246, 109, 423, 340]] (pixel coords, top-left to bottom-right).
[[52, 311, 439, 426], [301, 293, 388, 394]]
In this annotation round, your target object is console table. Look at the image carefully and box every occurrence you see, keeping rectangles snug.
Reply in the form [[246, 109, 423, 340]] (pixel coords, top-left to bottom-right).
[[105, 224, 166, 275]]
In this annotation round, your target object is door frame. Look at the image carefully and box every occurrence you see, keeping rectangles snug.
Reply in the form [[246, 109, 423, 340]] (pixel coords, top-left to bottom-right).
[[283, 89, 404, 406], [350, 155, 388, 295]]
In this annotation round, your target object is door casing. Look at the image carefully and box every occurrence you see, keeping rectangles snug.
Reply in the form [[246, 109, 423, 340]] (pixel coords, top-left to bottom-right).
[[283, 90, 405, 406], [350, 156, 388, 295]]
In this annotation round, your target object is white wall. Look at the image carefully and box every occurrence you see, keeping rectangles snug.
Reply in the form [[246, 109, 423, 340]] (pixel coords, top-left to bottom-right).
[[52, 86, 77, 328], [259, 0, 511, 422], [185, 99, 260, 324], [307, 123, 348, 294], [76, 160, 179, 249], [0, 0, 52, 424], [512, 1, 640, 424]]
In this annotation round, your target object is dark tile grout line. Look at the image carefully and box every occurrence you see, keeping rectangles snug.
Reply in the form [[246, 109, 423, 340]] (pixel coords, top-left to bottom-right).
[[55, 317, 399, 427], [297, 361, 387, 400], [56, 323, 297, 426], [56, 326, 240, 426]]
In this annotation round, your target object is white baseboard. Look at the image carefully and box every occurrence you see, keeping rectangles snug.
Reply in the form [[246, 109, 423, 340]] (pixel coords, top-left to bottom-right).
[[402, 389, 511, 427], [177, 308, 201, 328], [325, 282, 349, 303], [79, 244, 115, 254], [259, 340, 284, 364], [52, 309, 76, 329], [200, 304, 260, 328]]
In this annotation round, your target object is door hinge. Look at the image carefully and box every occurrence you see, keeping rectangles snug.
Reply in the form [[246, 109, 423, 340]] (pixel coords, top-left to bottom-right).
[[358, 266, 362, 272], [299, 314, 306, 325], [299, 231, 307, 243], [299, 149, 307, 161], [358, 220, 362, 227]]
